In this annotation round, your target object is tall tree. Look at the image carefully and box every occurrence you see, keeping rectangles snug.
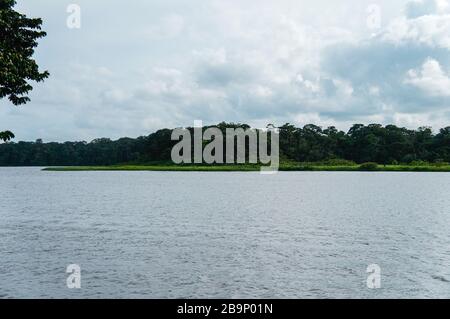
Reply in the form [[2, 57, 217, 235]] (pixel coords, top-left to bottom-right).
[[0, 0, 49, 141]]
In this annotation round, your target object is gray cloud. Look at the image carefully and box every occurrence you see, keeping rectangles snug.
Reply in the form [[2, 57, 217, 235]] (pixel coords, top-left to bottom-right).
[[1, 0, 450, 142]]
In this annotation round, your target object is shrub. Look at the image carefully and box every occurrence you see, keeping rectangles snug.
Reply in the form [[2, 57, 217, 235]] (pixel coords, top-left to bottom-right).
[[390, 160, 399, 165], [321, 158, 356, 166], [433, 159, 449, 166], [359, 162, 378, 171], [410, 160, 429, 166], [401, 154, 416, 164]]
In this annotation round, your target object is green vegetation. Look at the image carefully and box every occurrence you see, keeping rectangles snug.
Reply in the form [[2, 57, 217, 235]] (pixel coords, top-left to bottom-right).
[[43, 162, 450, 172], [2, 122, 450, 170], [0, 0, 49, 141], [43, 165, 262, 172], [359, 162, 379, 171]]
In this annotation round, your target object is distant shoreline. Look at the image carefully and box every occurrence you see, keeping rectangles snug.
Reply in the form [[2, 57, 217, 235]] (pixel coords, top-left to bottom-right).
[[42, 164, 450, 172]]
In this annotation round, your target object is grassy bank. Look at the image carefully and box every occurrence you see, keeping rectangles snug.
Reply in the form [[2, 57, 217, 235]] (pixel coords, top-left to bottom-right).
[[42, 164, 450, 172]]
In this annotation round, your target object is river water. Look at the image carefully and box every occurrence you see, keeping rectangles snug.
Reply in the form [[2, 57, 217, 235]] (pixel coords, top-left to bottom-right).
[[1, 167, 449, 298]]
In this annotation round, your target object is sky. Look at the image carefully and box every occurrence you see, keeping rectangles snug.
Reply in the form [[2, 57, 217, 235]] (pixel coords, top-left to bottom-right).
[[1, 0, 450, 142]]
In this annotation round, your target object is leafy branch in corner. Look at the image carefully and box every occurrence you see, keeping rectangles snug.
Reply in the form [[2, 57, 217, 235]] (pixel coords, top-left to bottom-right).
[[0, 0, 49, 141]]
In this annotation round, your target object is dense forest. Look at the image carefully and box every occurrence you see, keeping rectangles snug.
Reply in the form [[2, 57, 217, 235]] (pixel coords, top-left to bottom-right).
[[0, 123, 449, 166]]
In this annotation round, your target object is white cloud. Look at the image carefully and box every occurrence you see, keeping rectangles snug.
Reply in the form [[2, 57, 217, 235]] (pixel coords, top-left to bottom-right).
[[3, 0, 450, 142], [146, 14, 185, 39], [405, 58, 450, 96], [382, 14, 450, 49]]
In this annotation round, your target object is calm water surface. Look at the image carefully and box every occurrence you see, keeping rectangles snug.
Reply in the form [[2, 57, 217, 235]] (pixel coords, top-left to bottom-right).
[[1, 167, 450, 298]]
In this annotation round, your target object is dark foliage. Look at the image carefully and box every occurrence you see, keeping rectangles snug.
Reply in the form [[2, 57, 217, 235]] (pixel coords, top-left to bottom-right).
[[359, 162, 379, 171], [1, 0, 49, 141], [1, 123, 449, 166]]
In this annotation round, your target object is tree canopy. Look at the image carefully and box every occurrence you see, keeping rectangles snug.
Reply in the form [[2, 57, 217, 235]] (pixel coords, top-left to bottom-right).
[[1, 123, 449, 166], [0, 0, 49, 141]]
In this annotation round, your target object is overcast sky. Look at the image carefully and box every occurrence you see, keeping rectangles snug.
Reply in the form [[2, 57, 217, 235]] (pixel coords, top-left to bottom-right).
[[1, 0, 450, 141]]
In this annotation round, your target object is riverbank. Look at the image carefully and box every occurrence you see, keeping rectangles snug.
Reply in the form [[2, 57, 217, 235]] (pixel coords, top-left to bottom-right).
[[42, 164, 450, 172]]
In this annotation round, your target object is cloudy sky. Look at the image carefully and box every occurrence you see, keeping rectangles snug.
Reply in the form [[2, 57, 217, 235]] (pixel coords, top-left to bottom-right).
[[1, 0, 450, 141]]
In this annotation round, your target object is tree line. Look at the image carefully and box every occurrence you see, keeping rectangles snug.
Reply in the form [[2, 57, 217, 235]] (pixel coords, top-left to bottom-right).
[[0, 123, 449, 166]]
